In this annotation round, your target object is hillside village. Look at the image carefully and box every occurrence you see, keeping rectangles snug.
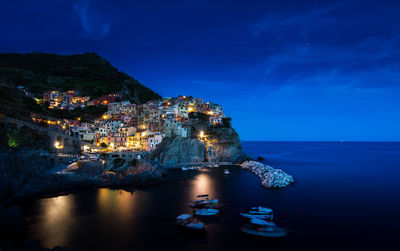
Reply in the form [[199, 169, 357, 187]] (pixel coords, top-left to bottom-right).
[[28, 88, 226, 153]]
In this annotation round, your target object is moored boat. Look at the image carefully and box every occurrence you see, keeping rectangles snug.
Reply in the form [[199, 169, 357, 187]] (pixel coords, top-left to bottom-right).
[[195, 208, 219, 216], [224, 169, 230, 174], [240, 218, 287, 237], [240, 206, 273, 220], [176, 214, 206, 232], [190, 194, 220, 208]]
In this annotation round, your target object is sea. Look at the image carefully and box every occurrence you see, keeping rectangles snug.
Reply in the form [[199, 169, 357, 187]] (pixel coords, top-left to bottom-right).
[[21, 141, 400, 251]]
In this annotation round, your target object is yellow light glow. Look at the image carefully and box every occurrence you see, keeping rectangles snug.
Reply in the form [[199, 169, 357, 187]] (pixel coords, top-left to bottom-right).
[[199, 131, 204, 138], [54, 141, 63, 149], [77, 117, 81, 121]]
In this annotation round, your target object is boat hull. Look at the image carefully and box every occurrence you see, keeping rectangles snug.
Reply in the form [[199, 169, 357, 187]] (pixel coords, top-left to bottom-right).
[[240, 213, 272, 220], [240, 225, 287, 238]]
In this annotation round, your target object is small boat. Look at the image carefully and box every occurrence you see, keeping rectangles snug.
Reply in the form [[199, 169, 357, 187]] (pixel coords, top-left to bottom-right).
[[224, 169, 230, 174], [240, 206, 273, 220], [195, 208, 219, 216], [181, 167, 188, 171], [240, 218, 287, 237], [240, 213, 272, 220], [249, 206, 273, 215], [176, 214, 206, 232], [190, 195, 220, 208]]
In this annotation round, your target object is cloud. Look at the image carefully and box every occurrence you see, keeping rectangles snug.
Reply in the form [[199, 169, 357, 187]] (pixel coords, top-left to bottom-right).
[[250, 4, 340, 37], [73, 0, 111, 37], [247, 2, 400, 90]]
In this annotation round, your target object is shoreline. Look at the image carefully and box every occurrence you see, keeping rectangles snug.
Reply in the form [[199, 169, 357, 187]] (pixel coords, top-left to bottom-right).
[[1, 163, 236, 206]]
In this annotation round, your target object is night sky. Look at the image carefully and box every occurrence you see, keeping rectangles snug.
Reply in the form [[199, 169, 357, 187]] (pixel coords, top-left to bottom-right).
[[1, 0, 399, 141]]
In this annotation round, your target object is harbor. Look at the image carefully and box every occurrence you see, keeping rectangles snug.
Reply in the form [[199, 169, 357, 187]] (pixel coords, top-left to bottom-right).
[[17, 141, 400, 251]]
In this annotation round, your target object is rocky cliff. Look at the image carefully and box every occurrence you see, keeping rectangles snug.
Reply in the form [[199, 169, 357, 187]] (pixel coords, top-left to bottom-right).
[[149, 113, 247, 167]]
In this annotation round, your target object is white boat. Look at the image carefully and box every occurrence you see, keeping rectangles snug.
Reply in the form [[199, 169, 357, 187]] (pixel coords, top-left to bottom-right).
[[190, 198, 219, 208], [240, 213, 272, 220], [176, 214, 206, 232], [250, 218, 276, 226], [195, 208, 219, 216], [181, 167, 189, 171], [249, 206, 273, 215], [240, 218, 287, 237], [224, 169, 230, 174], [240, 206, 273, 220]]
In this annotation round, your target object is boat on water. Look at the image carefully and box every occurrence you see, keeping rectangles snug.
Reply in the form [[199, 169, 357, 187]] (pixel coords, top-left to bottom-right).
[[181, 167, 188, 171], [190, 194, 221, 209], [240, 218, 287, 238], [240, 206, 274, 220], [195, 208, 219, 216], [176, 214, 206, 232], [224, 169, 230, 174]]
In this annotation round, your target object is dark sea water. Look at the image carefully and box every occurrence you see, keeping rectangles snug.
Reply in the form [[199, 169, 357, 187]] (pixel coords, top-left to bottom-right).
[[22, 141, 400, 251]]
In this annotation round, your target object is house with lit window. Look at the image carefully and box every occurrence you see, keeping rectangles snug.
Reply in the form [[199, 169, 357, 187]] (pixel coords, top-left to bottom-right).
[[107, 131, 127, 149]]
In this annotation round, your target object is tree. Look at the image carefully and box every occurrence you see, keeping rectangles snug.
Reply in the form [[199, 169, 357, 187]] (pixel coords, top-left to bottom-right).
[[6, 129, 19, 148], [100, 142, 108, 148], [222, 117, 232, 128]]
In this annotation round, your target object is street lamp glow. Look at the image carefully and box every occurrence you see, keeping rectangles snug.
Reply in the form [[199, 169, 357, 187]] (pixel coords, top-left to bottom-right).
[[54, 141, 63, 149], [199, 131, 204, 138]]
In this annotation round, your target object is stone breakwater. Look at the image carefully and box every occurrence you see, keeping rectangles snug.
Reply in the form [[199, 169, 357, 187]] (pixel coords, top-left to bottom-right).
[[240, 161, 294, 188]]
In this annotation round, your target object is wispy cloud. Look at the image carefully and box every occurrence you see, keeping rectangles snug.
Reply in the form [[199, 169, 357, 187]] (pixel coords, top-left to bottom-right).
[[250, 4, 341, 37], [73, 0, 111, 38], [247, 2, 400, 90]]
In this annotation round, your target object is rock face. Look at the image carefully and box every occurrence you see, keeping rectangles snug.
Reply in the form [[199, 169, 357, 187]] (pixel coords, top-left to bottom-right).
[[205, 127, 246, 163], [0, 150, 54, 201], [0, 149, 163, 202], [148, 133, 246, 167], [241, 161, 294, 188], [149, 113, 247, 167], [149, 136, 206, 167]]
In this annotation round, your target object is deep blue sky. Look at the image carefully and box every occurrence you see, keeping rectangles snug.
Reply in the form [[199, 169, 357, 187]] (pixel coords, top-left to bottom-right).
[[1, 0, 399, 141]]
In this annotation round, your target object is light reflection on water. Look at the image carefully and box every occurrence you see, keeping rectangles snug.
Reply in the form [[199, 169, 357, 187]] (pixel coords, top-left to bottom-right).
[[190, 173, 216, 199], [36, 194, 76, 246], [97, 188, 136, 221]]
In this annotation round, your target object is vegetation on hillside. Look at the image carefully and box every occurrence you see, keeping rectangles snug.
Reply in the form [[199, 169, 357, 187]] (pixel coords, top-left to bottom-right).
[[0, 124, 50, 150], [0, 52, 161, 103]]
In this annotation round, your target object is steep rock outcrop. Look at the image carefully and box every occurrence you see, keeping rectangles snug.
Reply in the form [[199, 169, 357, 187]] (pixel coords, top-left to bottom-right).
[[205, 127, 246, 163], [149, 129, 246, 167], [149, 136, 206, 167]]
